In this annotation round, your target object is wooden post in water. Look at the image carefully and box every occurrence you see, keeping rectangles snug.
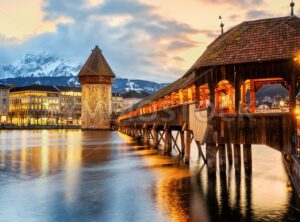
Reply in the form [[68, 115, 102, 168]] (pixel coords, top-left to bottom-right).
[[227, 143, 233, 165], [143, 128, 148, 144], [180, 131, 185, 157], [129, 127, 133, 137], [218, 144, 226, 171], [153, 128, 159, 149], [207, 143, 218, 173], [184, 131, 192, 164], [234, 144, 241, 171], [243, 144, 252, 173], [164, 128, 172, 155]]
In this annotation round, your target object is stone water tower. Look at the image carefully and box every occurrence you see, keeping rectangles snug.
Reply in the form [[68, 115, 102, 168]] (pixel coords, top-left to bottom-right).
[[78, 46, 115, 130]]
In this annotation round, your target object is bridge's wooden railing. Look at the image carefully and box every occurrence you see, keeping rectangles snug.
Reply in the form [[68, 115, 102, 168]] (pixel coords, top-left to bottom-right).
[[119, 104, 190, 128], [207, 113, 293, 154]]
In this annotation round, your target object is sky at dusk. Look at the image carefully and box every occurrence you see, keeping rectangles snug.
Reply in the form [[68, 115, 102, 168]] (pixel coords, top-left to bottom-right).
[[0, 0, 297, 82]]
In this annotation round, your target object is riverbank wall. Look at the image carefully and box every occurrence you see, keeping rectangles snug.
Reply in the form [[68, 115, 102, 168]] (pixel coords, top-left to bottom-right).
[[0, 125, 81, 130]]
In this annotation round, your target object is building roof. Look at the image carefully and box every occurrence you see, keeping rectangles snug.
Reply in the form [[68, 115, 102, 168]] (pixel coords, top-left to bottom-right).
[[187, 16, 300, 73], [54, 85, 81, 92], [78, 46, 116, 78], [122, 90, 150, 99], [0, 84, 11, 89], [112, 92, 123, 97], [10, 85, 60, 93]]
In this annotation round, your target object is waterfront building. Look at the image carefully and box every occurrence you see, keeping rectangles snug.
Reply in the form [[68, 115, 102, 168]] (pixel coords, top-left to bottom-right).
[[0, 84, 10, 124], [122, 91, 150, 110], [6, 84, 123, 126], [78, 46, 116, 130], [112, 92, 123, 116], [55, 86, 82, 125], [9, 85, 60, 126]]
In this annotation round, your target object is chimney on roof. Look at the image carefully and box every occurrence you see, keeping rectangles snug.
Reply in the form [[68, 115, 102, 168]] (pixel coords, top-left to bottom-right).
[[291, 0, 295, 16], [219, 16, 224, 35]]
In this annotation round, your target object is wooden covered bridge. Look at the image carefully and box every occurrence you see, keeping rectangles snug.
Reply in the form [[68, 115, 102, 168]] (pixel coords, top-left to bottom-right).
[[118, 16, 300, 179]]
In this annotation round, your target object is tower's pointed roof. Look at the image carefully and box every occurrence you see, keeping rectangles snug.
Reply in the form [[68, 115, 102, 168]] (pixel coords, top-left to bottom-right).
[[78, 46, 116, 78]]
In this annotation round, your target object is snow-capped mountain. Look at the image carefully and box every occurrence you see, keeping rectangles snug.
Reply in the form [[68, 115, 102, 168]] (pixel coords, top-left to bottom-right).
[[0, 52, 168, 93], [0, 52, 81, 79]]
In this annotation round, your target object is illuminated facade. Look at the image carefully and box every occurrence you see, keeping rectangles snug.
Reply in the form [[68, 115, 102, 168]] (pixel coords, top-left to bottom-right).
[[112, 92, 123, 116], [0, 85, 10, 124], [55, 86, 81, 125], [9, 85, 60, 126], [78, 46, 115, 130], [122, 91, 150, 110], [5, 83, 124, 127]]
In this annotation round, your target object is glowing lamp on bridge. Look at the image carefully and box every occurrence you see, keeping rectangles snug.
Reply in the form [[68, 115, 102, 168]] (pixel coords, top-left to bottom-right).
[[295, 108, 300, 116], [294, 56, 300, 64], [279, 100, 285, 107], [296, 95, 300, 118]]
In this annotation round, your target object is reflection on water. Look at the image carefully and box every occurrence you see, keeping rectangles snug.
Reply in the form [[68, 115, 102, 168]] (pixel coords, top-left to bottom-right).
[[0, 130, 299, 221]]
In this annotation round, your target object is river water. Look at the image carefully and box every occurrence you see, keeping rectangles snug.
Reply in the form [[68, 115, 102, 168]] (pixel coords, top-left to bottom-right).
[[0, 130, 299, 222]]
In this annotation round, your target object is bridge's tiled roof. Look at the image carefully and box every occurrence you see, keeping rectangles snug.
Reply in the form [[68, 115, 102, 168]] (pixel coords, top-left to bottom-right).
[[187, 16, 300, 73], [129, 72, 197, 111], [122, 16, 300, 114], [78, 46, 116, 78]]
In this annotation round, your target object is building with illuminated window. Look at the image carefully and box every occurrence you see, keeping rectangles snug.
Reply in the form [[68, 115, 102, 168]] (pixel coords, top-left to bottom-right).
[[54, 86, 81, 125], [0, 85, 10, 124], [122, 91, 150, 110], [112, 92, 123, 116], [7, 84, 124, 127], [9, 85, 60, 126]]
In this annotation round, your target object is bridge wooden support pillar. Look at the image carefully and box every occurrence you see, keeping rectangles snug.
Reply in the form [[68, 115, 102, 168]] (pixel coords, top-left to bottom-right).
[[243, 144, 252, 174], [195, 141, 207, 164], [130, 127, 133, 136], [227, 143, 233, 165], [152, 128, 159, 149], [184, 131, 192, 164], [207, 143, 218, 173], [218, 144, 226, 171], [180, 131, 185, 157], [134, 128, 141, 141], [128, 127, 131, 136], [164, 128, 172, 155], [234, 144, 241, 171], [143, 128, 149, 144]]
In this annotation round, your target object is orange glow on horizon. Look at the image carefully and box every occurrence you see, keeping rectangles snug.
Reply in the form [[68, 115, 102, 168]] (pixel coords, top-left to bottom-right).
[[0, 0, 72, 41]]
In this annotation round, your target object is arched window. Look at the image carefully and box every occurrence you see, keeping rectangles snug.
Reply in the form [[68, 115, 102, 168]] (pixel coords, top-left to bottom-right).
[[215, 80, 235, 114]]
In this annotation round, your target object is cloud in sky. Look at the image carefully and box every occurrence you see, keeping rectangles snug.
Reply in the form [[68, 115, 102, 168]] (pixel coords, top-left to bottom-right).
[[199, 0, 264, 6], [0, 0, 297, 82]]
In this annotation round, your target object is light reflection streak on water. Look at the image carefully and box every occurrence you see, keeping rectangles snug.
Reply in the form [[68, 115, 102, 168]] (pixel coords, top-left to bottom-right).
[[65, 131, 82, 203]]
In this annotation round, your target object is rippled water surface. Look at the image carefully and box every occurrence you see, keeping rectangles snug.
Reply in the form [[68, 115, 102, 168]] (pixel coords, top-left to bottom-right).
[[0, 130, 299, 222]]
